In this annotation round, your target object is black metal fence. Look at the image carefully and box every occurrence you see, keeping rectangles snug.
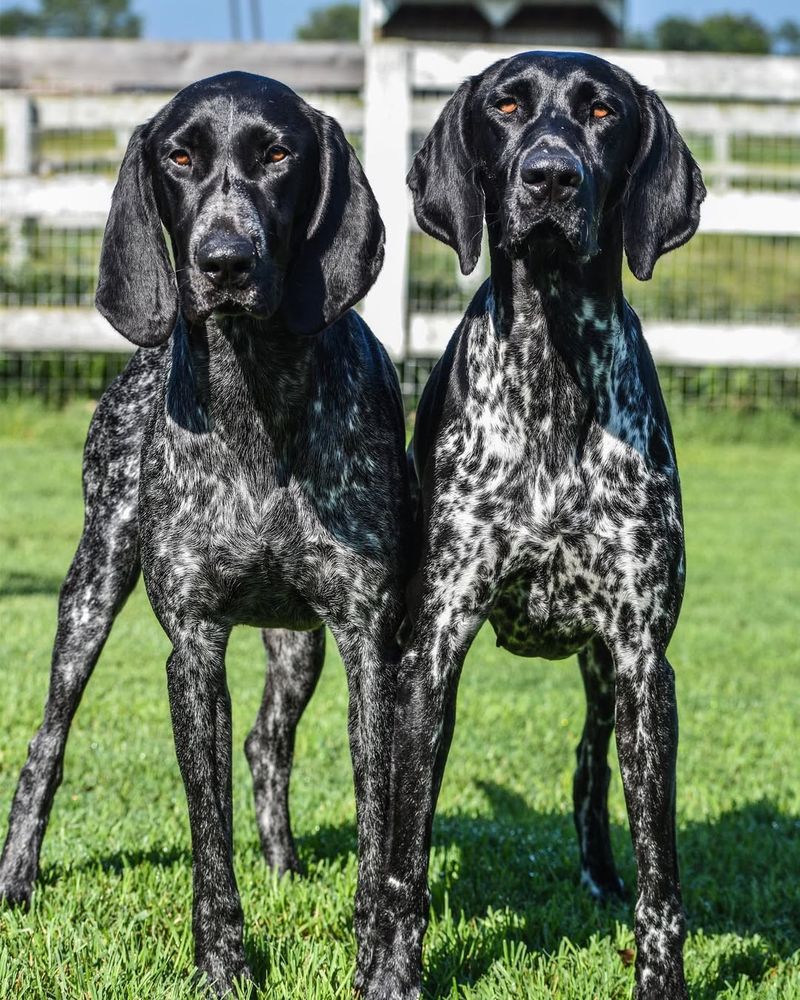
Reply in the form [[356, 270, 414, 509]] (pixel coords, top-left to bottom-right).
[[1, 349, 798, 417]]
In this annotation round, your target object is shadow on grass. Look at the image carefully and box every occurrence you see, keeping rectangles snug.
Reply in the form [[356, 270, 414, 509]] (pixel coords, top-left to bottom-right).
[[298, 784, 799, 997], [32, 788, 798, 998], [41, 845, 191, 886], [0, 570, 63, 598]]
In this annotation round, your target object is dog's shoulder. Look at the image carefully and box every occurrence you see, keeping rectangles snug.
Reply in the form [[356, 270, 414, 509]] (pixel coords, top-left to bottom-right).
[[321, 309, 389, 380], [81, 344, 168, 504], [315, 309, 407, 458], [618, 300, 676, 460], [413, 280, 493, 480], [86, 345, 166, 451]]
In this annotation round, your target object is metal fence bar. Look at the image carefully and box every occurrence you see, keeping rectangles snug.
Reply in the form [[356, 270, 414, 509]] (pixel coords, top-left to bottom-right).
[[1, 350, 798, 414]]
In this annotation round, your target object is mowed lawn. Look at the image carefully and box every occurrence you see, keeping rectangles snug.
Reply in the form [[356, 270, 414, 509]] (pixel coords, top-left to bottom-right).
[[0, 401, 798, 1000]]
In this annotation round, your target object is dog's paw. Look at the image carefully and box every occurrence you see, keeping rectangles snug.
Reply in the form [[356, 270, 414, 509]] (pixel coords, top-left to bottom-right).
[[259, 838, 305, 879], [633, 980, 688, 1000], [0, 874, 34, 909], [194, 950, 254, 997], [358, 928, 423, 1000], [581, 866, 627, 904], [633, 963, 688, 1000], [265, 851, 304, 879], [360, 970, 421, 1000]]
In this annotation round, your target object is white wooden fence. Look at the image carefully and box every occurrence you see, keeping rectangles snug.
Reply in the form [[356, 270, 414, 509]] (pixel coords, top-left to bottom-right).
[[1, 39, 799, 366]]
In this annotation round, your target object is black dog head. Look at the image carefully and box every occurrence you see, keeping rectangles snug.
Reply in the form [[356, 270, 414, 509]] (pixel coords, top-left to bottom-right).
[[96, 71, 384, 347], [408, 51, 705, 280]]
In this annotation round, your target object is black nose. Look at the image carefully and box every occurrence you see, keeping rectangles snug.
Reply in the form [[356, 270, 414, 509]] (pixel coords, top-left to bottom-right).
[[520, 151, 584, 203], [197, 234, 256, 288]]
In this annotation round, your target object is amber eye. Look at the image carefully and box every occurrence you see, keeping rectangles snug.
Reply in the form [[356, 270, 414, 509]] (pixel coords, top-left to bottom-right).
[[591, 105, 611, 119], [497, 99, 518, 115], [268, 146, 288, 163], [170, 150, 191, 167]]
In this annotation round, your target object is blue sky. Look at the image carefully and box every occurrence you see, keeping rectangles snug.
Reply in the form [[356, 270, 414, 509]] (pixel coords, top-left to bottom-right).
[[0, 1, 795, 41]]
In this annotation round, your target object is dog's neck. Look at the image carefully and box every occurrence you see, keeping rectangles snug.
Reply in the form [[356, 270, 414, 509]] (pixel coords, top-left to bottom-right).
[[168, 313, 317, 441], [487, 211, 627, 397]]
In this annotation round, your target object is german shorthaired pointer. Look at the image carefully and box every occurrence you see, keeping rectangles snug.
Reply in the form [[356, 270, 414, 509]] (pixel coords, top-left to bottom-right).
[[363, 52, 704, 999], [0, 72, 413, 994]]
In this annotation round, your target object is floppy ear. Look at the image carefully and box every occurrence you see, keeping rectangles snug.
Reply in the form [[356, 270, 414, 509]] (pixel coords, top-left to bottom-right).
[[623, 86, 706, 281], [281, 111, 385, 336], [95, 125, 178, 346], [407, 77, 484, 276]]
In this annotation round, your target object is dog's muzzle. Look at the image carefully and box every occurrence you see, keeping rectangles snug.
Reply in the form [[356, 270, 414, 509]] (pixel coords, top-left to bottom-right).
[[197, 233, 257, 291], [185, 228, 283, 321], [503, 150, 597, 262], [520, 149, 584, 205]]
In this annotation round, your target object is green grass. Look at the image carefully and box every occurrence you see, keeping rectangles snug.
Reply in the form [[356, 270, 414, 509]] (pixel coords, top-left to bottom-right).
[[0, 401, 798, 999]]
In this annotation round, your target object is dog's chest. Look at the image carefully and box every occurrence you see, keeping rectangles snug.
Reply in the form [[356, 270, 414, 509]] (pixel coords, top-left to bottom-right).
[[487, 430, 669, 656], [142, 421, 382, 628], [432, 358, 677, 658]]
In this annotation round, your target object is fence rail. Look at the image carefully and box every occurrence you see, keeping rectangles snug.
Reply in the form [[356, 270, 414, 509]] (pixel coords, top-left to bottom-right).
[[1, 38, 799, 376]]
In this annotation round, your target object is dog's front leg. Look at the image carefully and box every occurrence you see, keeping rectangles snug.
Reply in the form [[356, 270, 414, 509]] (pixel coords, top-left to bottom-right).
[[329, 609, 402, 997], [612, 644, 687, 1000], [364, 581, 490, 1000], [163, 620, 252, 995]]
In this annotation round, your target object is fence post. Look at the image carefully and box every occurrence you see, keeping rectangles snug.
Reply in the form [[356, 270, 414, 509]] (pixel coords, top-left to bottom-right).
[[713, 128, 730, 192], [3, 93, 35, 176], [361, 43, 411, 360], [3, 94, 35, 276]]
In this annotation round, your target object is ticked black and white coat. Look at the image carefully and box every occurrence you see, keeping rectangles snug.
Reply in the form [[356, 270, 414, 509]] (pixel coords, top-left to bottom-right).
[[0, 73, 413, 997], [364, 51, 704, 1000]]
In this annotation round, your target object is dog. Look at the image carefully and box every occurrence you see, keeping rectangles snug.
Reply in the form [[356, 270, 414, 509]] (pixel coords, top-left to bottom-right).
[[363, 52, 705, 1000], [0, 71, 413, 995]]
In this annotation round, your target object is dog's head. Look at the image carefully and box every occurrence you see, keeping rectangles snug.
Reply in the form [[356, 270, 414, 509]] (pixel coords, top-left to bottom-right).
[[408, 51, 705, 280], [96, 72, 384, 347]]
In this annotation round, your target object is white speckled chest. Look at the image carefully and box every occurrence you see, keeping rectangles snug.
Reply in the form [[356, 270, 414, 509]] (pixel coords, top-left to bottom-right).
[[420, 294, 683, 661]]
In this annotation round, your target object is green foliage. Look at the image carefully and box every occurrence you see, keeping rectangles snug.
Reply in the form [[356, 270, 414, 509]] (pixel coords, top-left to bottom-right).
[[775, 20, 800, 55], [652, 16, 708, 52], [0, 0, 141, 38], [0, 402, 798, 997], [655, 14, 770, 54], [0, 7, 40, 35], [627, 14, 799, 54], [295, 3, 359, 42]]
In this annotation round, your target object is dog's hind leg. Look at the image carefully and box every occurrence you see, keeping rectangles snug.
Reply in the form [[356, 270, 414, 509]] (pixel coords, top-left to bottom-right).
[[245, 626, 325, 875], [0, 385, 143, 906], [573, 636, 625, 901]]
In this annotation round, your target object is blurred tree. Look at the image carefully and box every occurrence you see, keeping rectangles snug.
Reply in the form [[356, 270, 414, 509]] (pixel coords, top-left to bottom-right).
[[295, 3, 359, 41], [697, 14, 771, 54], [0, 0, 141, 38], [623, 28, 653, 50], [653, 16, 707, 51], [0, 8, 40, 35], [630, 12, 777, 54], [774, 20, 800, 55]]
